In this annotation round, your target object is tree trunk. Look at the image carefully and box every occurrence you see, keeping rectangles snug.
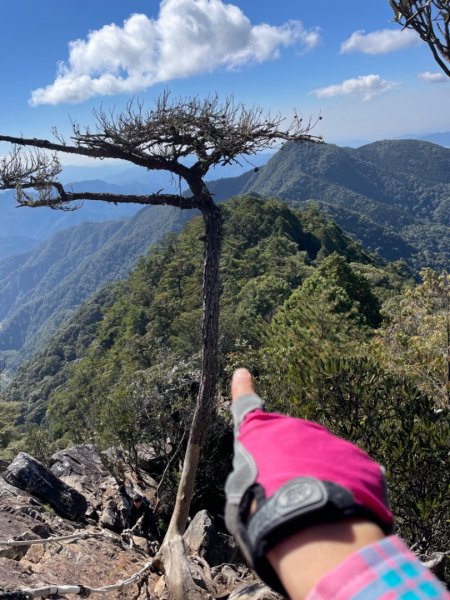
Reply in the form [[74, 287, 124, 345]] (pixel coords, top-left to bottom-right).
[[159, 199, 222, 599]]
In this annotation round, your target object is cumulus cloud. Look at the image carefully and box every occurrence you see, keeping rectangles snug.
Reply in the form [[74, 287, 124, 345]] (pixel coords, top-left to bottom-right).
[[418, 71, 447, 83], [30, 0, 320, 105], [312, 74, 400, 101], [340, 28, 420, 54]]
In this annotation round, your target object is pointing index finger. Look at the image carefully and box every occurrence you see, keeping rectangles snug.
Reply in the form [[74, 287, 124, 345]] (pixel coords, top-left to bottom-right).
[[231, 368, 255, 403], [230, 368, 264, 427]]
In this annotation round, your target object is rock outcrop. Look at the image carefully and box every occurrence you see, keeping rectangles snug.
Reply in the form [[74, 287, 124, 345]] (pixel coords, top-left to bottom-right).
[[50, 444, 125, 529], [3, 452, 87, 520], [0, 445, 266, 599], [184, 509, 239, 566], [0, 447, 160, 598]]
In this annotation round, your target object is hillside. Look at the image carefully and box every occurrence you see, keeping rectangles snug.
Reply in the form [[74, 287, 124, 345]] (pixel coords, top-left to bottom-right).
[[0, 170, 257, 372], [0, 156, 268, 261], [4, 139, 447, 269], [4, 196, 448, 564], [0, 204, 193, 371], [4, 196, 401, 436], [1, 138, 448, 373], [0, 181, 143, 260], [243, 139, 450, 269]]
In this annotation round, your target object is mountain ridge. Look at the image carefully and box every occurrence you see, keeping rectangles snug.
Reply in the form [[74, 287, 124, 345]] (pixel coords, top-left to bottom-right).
[[0, 138, 448, 371], [243, 139, 450, 268]]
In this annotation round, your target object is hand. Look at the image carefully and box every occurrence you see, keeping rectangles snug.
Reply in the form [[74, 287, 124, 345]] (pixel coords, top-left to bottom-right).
[[225, 368, 391, 598]]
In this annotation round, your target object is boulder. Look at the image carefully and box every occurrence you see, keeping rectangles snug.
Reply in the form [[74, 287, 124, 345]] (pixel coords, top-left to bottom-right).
[[50, 444, 111, 478], [184, 510, 239, 567], [136, 442, 172, 471], [0, 478, 58, 547], [99, 499, 123, 533], [2, 452, 87, 521], [50, 444, 126, 527]]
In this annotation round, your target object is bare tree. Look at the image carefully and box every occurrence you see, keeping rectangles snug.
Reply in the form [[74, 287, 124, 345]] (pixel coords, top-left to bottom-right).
[[390, 0, 450, 77], [0, 92, 319, 598]]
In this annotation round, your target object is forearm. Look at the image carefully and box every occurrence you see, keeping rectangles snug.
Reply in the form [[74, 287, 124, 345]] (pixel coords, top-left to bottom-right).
[[267, 518, 385, 600]]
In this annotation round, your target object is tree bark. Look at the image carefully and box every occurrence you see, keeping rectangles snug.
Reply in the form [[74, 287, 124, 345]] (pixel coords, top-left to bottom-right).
[[160, 196, 222, 599]]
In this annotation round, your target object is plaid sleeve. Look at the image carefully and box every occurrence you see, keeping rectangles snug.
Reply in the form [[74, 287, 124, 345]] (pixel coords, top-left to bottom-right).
[[306, 535, 449, 600]]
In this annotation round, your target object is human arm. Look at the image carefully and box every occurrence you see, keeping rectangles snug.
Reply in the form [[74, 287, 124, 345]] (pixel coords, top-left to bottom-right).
[[226, 369, 389, 599], [226, 369, 450, 599]]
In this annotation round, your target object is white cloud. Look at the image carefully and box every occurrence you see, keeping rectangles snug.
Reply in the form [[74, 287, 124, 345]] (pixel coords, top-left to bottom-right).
[[418, 71, 447, 83], [340, 28, 420, 55], [312, 74, 400, 101], [30, 0, 320, 105]]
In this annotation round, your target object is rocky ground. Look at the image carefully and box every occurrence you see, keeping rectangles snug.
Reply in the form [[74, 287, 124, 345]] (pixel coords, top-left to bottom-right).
[[0, 445, 279, 599]]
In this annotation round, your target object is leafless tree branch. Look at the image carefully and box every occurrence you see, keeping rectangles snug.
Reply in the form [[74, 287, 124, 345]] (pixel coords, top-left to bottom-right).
[[390, 0, 450, 77], [0, 92, 320, 208]]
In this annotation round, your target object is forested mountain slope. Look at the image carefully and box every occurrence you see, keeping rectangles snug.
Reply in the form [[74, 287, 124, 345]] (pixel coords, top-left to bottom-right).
[[243, 139, 450, 269], [4, 196, 447, 561], [0, 159, 264, 261], [0, 181, 143, 260], [3, 284, 120, 423], [0, 204, 193, 370], [1, 139, 448, 373], [4, 196, 401, 438], [0, 170, 256, 371]]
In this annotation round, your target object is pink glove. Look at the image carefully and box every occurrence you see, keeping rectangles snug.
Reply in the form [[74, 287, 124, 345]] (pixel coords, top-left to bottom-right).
[[225, 392, 393, 594]]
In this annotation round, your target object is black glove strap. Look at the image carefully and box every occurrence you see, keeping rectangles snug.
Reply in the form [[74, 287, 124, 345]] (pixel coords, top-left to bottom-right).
[[240, 477, 393, 595]]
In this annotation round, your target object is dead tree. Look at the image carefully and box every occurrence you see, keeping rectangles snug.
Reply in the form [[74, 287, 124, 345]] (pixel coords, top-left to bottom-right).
[[0, 92, 319, 598], [390, 0, 450, 77]]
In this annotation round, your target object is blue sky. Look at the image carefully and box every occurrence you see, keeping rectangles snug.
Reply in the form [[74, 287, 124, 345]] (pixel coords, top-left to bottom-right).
[[0, 0, 449, 166]]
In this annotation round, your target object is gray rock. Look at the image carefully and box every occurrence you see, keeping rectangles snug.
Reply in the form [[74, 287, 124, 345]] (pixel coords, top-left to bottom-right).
[[50, 444, 116, 503], [2, 452, 87, 521], [51, 444, 126, 528], [50, 444, 110, 477], [136, 442, 172, 471], [184, 509, 239, 567], [99, 499, 123, 533]]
